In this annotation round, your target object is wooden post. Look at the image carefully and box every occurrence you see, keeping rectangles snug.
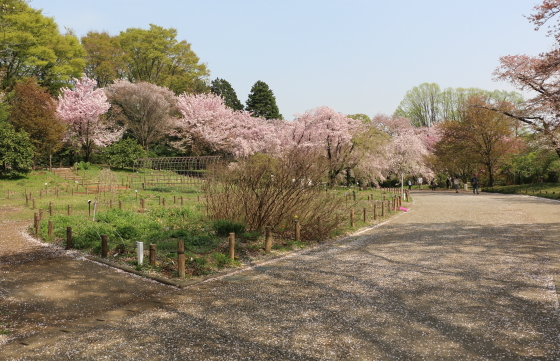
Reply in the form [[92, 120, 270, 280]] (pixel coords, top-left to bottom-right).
[[350, 209, 355, 227], [32, 199, 36, 210], [162, 198, 166, 206], [228, 233, 235, 260], [363, 208, 367, 223], [49, 202, 53, 216], [158, 196, 161, 205], [25, 194, 29, 207], [38, 209, 43, 221], [119, 200, 122, 210], [352, 191, 356, 202], [265, 226, 272, 253], [174, 195, 176, 204], [177, 241, 185, 278], [141, 198, 145, 210], [294, 220, 301, 242], [374, 204, 378, 221], [48, 220, 53, 238], [381, 202, 385, 217], [67, 204, 71, 216], [110, 199, 113, 209], [149, 244, 156, 266], [7, 190, 9, 199], [66, 226, 73, 249], [34, 213, 39, 237], [56, 188, 59, 197], [180, 197, 184, 206], [101, 235, 108, 258]]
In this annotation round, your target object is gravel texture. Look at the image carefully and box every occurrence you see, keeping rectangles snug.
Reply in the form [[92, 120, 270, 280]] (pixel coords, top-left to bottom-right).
[[2, 191, 560, 360]]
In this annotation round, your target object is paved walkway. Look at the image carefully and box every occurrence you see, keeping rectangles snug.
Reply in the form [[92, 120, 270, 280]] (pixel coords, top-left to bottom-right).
[[2, 191, 560, 360]]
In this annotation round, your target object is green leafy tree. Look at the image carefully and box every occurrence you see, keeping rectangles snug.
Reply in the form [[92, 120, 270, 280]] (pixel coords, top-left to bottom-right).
[[0, 120, 33, 176], [81, 31, 126, 88], [347, 113, 371, 123], [0, 0, 86, 94], [210, 78, 243, 111], [245, 80, 282, 120], [8, 77, 65, 168], [395, 83, 523, 127], [101, 138, 146, 169], [119, 24, 210, 94]]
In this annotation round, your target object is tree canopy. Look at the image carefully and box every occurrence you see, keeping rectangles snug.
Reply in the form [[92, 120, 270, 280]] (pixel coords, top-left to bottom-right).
[[118, 24, 210, 95], [8, 77, 65, 166], [0, 0, 85, 94], [245, 80, 282, 120], [210, 78, 243, 111]]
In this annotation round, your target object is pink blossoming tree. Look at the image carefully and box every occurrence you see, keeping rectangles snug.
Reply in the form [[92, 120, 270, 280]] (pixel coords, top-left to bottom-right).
[[57, 75, 122, 161], [175, 93, 281, 157]]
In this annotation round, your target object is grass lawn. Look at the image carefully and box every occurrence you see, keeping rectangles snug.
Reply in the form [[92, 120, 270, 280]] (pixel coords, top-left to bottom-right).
[[483, 183, 560, 200]]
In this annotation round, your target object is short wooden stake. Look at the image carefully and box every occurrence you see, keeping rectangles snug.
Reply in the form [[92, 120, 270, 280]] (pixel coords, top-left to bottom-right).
[[67, 204, 71, 216], [265, 226, 272, 253], [294, 220, 301, 242], [162, 198, 166, 206], [177, 240, 185, 278], [101, 235, 108, 258], [149, 244, 156, 266], [48, 220, 53, 238], [119, 200, 122, 210], [141, 198, 145, 210], [350, 209, 355, 227], [32, 199, 36, 210], [229, 232, 235, 260], [363, 208, 367, 222], [374, 204, 378, 220], [66, 226, 73, 249], [381, 202, 385, 217], [49, 202, 53, 216], [180, 197, 184, 205]]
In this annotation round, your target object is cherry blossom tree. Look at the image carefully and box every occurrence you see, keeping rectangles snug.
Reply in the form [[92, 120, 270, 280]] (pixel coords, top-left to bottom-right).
[[282, 106, 364, 185], [57, 75, 121, 162], [493, 0, 560, 157], [372, 114, 434, 182], [175, 93, 281, 157]]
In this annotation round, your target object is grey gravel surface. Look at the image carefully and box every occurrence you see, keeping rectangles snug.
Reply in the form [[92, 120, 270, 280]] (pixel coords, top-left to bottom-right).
[[2, 191, 560, 360]]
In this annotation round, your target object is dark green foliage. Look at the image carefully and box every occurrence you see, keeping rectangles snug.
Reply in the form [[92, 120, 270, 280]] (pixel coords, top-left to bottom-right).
[[212, 219, 246, 237], [102, 138, 147, 169], [0, 121, 33, 177], [245, 80, 282, 120], [210, 78, 243, 111]]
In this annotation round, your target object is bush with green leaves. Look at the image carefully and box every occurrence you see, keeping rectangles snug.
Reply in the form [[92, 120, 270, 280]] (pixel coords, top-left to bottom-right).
[[212, 219, 245, 237], [102, 138, 147, 169], [0, 121, 33, 177]]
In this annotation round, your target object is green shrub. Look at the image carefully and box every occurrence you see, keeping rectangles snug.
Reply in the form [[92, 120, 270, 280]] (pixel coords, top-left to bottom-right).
[[212, 219, 245, 237]]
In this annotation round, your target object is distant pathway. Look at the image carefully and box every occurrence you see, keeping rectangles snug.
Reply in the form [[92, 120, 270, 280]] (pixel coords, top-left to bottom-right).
[[2, 191, 560, 360]]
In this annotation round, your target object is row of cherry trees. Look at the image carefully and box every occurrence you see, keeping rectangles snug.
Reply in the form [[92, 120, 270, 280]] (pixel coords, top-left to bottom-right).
[[56, 75, 434, 186]]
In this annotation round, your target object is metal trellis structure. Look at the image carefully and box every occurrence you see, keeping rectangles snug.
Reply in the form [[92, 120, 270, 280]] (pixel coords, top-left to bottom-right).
[[131, 156, 221, 191]]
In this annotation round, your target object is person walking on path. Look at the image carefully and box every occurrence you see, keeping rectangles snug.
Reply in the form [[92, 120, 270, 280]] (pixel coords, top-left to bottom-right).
[[430, 179, 437, 191], [471, 174, 480, 194], [446, 177, 451, 189], [417, 177, 423, 189], [407, 179, 412, 190], [453, 177, 460, 193]]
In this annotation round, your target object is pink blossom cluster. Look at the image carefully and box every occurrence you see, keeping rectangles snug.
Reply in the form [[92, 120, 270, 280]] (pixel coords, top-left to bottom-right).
[[176, 93, 282, 157], [57, 76, 123, 148]]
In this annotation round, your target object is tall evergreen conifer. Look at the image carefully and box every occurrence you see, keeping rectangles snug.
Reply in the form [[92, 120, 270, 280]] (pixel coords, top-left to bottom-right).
[[245, 81, 282, 120]]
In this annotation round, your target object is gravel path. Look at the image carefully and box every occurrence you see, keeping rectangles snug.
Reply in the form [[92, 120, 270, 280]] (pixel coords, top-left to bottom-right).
[[2, 191, 560, 360]]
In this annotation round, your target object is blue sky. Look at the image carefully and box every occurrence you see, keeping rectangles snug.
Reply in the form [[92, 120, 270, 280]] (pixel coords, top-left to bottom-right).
[[33, 0, 552, 120]]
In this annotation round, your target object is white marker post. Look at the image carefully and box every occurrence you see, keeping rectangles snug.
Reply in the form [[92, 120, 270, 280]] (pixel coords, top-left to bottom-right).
[[136, 241, 144, 265]]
